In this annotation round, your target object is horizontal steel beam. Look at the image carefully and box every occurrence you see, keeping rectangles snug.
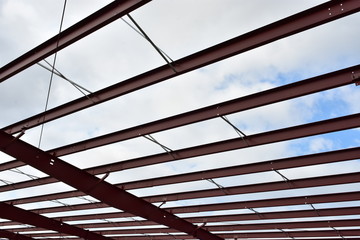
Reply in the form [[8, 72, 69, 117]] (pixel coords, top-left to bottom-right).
[[0, 202, 110, 240], [3, 0, 360, 135], [21, 218, 360, 237], [10, 172, 360, 216], [6, 147, 360, 205], [0, 0, 150, 82], [2, 112, 359, 195], [0, 130, 223, 240], [0, 229, 33, 240], [2, 64, 358, 173]]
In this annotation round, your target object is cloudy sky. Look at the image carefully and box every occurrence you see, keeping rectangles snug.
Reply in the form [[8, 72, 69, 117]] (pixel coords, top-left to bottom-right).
[[0, 0, 359, 232]]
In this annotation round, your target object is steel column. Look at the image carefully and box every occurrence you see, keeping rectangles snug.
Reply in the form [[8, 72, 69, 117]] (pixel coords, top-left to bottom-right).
[[0, 202, 111, 240], [0, 0, 150, 82], [3, 1, 360, 134], [0, 130, 223, 240]]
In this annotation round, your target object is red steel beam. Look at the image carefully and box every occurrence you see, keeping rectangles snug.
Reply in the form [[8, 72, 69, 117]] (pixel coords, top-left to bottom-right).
[[5, 146, 360, 205], [22, 219, 360, 237], [9, 172, 360, 215], [2, 64, 359, 173], [0, 130, 223, 240], [45, 192, 359, 222], [3, 0, 360, 135], [62, 230, 360, 240], [0, 229, 34, 240], [0, 0, 150, 82], [0, 202, 110, 240], [2, 113, 359, 194]]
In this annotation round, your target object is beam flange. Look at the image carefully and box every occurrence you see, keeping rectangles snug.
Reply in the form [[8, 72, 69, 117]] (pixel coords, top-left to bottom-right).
[[0, 0, 151, 82], [3, 0, 360, 134], [0, 130, 223, 240]]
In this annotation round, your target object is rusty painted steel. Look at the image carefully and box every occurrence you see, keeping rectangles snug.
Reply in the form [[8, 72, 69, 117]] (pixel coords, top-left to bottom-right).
[[3, 1, 360, 135], [5, 147, 360, 205], [2, 64, 359, 173], [0, 0, 150, 82], [0, 229, 34, 240], [0, 202, 111, 240], [2, 113, 359, 194], [0, 130, 223, 240]]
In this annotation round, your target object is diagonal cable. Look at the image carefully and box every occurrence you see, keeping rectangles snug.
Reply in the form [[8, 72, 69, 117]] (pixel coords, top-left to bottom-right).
[[38, 0, 67, 148]]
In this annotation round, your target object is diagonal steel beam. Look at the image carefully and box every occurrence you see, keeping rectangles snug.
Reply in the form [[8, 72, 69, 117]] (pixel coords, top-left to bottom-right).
[[5, 147, 360, 205], [3, 0, 360, 134], [0, 0, 151, 82], [2, 64, 358, 172], [1, 113, 359, 194], [0, 202, 111, 240], [0, 130, 223, 240]]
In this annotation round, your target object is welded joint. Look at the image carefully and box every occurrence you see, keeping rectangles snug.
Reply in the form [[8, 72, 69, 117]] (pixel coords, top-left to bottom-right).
[[352, 71, 360, 85]]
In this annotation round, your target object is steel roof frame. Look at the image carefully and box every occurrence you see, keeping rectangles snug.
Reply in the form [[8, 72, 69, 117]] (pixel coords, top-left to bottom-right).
[[0, 0, 359, 239]]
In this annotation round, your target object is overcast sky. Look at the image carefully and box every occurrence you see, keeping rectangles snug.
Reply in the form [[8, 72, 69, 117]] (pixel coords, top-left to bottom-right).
[[0, 0, 359, 223]]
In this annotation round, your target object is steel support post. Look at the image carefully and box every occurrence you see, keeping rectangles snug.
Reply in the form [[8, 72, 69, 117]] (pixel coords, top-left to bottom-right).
[[0, 202, 111, 240], [0, 0, 150, 82], [3, 0, 360, 134], [0, 130, 223, 240]]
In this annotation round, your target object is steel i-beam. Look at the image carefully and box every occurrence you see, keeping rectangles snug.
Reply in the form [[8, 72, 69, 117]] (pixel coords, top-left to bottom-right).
[[0, 130, 223, 240], [0, 0, 150, 82], [3, 0, 360, 134]]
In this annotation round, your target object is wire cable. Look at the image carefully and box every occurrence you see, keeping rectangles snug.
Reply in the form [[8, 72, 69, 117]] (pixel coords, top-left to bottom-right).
[[38, 0, 68, 148]]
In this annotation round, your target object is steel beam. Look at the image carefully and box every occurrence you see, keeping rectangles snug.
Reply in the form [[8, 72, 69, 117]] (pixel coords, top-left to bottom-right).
[[0, 202, 110, 240], [8, 172, 360, 216], [0, 0, 150, 82], [0, 130, 223, 240], [2, 64, 359, 172], [3, 0, 360, 134], [0, 229, 33, 240], [25, 219, 360, 236], [5, 147, 360, 205], [2, 113, 359, 194], [15, 207, 359, 232]]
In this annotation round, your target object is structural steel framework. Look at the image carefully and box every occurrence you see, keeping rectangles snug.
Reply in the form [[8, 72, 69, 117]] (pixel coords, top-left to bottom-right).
[[0, 0, 359, 240]]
